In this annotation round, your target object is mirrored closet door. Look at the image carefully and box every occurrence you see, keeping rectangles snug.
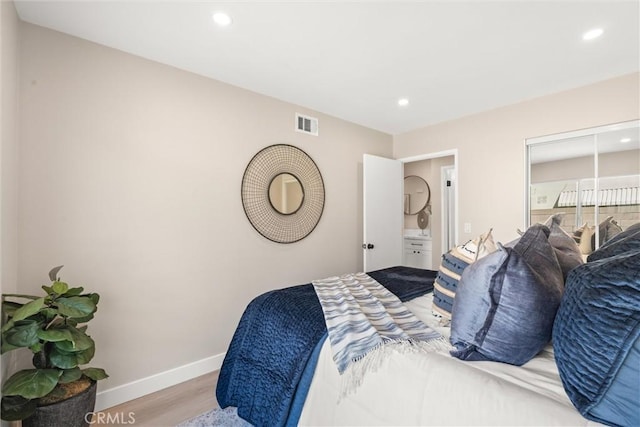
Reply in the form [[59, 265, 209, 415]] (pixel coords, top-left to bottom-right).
[[526, 120, 640, 254]]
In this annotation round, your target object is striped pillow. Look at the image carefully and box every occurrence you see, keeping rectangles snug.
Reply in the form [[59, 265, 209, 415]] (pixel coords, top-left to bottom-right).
[[432, 229, 497, 321]]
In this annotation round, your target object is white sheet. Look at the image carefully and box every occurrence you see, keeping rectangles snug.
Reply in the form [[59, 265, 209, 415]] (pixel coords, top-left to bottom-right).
[[299, 293, 603, 426]]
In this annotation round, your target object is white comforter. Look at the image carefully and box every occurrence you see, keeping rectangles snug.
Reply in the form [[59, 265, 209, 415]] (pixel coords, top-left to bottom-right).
[[299, 293, 602, 426]]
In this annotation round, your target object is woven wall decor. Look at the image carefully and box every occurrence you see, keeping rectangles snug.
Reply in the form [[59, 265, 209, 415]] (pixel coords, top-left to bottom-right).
[[241, 144, 325, 243]]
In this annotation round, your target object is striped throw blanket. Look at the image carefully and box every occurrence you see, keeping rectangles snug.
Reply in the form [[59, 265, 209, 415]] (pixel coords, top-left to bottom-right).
[[312, 272, 448, 394]]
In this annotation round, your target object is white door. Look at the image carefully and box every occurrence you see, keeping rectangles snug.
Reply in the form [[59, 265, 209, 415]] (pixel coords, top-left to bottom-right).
[[363, 154, 403, 272]]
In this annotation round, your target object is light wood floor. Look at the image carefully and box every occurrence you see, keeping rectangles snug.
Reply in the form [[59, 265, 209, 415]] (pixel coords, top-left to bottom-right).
[[93, 371, 219, 426]]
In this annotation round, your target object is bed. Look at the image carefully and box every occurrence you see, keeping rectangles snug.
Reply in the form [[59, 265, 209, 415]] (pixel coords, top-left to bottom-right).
[[216, 224, 640, 427], [299, 292, 599, 426]]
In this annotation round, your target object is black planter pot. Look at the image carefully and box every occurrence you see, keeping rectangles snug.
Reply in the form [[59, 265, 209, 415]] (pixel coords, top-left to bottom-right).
[[22, 381, 97, 427]]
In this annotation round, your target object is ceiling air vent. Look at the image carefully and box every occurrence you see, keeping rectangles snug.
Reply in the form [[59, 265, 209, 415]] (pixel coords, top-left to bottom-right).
[[296, 113, 318, 136]]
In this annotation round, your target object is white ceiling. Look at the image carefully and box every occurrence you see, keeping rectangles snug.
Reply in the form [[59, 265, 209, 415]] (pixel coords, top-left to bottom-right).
[[13, 1, 640, 135]]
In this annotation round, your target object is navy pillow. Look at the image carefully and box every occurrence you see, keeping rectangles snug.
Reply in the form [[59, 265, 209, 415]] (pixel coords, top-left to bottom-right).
[[543, 214, 584, 280], [590, 216, 623, 249], [511, 214, 582, 280], [587, 226, 640, 262], [450, 224, 564, 365], [553, 250, 640, 426]]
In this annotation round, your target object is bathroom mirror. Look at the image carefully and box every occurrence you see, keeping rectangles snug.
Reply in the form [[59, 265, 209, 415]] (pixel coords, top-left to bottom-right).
[[241, 144, 325, 244], [269, 173, 304, 215], [404, 175, 431, 215]]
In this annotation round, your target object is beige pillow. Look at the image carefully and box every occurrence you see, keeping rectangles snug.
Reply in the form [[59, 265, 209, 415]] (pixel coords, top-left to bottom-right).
[[578, 223, 595, 255]]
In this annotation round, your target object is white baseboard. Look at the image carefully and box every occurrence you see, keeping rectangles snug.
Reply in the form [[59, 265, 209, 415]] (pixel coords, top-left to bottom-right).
[[95, 352, 225, 411]]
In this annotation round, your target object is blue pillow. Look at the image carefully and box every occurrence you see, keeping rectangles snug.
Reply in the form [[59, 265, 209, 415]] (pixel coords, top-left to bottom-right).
[[450, 224, 564, 365], [553, 250, 640, 426], [587, 226, 640, 262]]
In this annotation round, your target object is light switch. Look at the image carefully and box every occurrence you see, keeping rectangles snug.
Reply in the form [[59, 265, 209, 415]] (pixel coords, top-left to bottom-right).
[[464, 223, 471, 233]]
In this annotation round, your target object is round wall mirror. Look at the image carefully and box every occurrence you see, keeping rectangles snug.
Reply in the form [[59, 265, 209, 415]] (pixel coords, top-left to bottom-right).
[[241, 144, 325, 244], [269, 173, 304, 215], [404, 175, 431, 215]]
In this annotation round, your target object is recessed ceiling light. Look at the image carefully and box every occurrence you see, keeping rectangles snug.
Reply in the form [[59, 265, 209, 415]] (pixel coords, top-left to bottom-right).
[[620, 137, 631, 143], [583, 28, 603, 41], [213, 12, 232, 27], [398, 98, 409, 107]]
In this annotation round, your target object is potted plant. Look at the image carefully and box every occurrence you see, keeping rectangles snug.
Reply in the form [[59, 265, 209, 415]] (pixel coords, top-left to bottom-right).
[[1, 266, 108, 426]]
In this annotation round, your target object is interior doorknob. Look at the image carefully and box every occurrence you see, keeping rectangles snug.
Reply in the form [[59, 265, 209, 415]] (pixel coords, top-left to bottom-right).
[[361, 243, 374, 249]]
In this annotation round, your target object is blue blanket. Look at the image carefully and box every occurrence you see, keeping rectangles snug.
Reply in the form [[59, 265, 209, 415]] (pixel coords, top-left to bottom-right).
[[216, 266, 437, 427]]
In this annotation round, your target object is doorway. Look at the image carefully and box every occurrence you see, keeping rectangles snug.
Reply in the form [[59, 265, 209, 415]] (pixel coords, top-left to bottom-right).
[[362, 150, 458, 272], [399, 150, 458, 266]]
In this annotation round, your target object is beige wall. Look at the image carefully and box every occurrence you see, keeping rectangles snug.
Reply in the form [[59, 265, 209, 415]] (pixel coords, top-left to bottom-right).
[[1, 0, 20, 386], [17, 23, 392, 396], [1, 0, 19, 297], [393, 73, 640, 244]]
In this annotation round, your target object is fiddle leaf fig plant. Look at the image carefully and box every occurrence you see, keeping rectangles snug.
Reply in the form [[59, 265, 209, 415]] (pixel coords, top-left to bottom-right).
[[1, 266, 108, 421]]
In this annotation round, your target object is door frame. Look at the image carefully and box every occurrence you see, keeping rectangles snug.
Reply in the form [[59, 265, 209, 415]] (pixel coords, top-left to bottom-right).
[[398, 149, 459, 252], [441, 165, 456, 253]]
